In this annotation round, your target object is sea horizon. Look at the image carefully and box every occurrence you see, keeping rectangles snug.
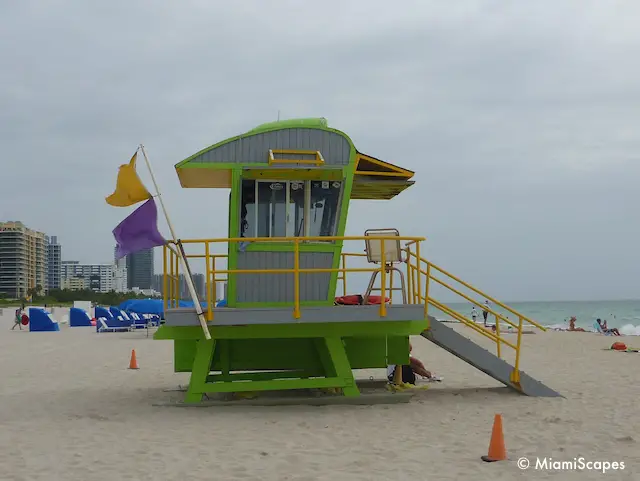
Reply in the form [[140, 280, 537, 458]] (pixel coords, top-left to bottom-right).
[[432, 298, 640, 335]]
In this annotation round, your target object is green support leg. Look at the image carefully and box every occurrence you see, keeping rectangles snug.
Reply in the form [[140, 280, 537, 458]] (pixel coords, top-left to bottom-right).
[[185, 339, 216, 404], [219, 339, 231, 381], [314, 338, 337, 378], [324, 337, 360, 397]]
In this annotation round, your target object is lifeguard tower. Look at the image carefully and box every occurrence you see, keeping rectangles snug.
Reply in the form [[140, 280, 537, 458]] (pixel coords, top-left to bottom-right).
[[154, 117, 560, 404]]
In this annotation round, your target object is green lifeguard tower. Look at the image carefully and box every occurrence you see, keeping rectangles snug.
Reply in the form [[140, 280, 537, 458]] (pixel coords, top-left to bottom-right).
[[154, 117, 561, 404]]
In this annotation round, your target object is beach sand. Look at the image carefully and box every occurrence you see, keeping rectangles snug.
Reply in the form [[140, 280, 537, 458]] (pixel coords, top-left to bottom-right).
[[0, 309, 638, 480]]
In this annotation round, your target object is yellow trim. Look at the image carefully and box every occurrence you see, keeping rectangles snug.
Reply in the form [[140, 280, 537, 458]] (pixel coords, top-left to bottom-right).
[[177, 167, 232, 188], [355, 153, 414, 179], [350, 179, 414, 200], [243, 168, 342, 181], [354, 171, 412, 178], [268, 149, 325, 166]]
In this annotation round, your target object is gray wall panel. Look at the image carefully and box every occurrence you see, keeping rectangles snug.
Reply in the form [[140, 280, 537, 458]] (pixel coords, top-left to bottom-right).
[[235, 251, 334, 303]]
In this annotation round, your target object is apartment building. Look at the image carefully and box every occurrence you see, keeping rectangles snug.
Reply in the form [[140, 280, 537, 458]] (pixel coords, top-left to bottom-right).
[[126, 248, 154, 290], [47, 235, 62, 290], [61, 276, 87, 290], [0, 221, 48, 298], [152, 272, 206, 299], [61, 261, 127, 293]]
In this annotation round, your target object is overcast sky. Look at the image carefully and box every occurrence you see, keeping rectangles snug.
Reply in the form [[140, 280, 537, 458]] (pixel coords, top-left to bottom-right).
[[1, 0, 639, 302]]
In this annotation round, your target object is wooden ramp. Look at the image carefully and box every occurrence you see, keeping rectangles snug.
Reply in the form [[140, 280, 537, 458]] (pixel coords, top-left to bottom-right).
[[422, 316, 562, 397]]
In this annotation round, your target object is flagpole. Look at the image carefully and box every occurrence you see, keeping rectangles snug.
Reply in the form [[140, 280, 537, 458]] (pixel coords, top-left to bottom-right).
[[139, 144, 211, 340]]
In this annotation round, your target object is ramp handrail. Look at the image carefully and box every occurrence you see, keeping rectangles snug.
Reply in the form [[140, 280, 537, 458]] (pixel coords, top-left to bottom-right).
[[401, 242, 546, 385]]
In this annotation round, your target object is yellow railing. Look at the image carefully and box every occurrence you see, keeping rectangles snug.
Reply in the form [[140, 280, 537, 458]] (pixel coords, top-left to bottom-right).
[[163, 235, 427, 323], [334, 244, 546, 383], [401, 242, 546, 385], [163, 235, 543, 384]]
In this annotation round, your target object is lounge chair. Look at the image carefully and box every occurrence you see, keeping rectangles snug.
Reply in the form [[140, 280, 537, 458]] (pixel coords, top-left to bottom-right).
[[129, 312, 148, 329], [593, 321, 613, 336], [96, 317, 131, 333]]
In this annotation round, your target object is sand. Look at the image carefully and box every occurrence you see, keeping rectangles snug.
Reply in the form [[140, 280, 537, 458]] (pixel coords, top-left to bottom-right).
[[0, 308, 638, 481]]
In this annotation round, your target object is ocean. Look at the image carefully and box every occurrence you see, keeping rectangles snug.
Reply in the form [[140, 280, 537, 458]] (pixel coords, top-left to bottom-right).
[[431, 299, 640, 336]]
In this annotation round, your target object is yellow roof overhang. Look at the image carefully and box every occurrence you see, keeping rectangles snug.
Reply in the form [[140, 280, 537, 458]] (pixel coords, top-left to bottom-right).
[[351, 153, 415, 199], [176, 152, 415, 196], [351, 178, 415, 200], [355, 153, 414, 179]]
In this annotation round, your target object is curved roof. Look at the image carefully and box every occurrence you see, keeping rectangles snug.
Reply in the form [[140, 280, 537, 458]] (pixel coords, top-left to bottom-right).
[[174, 117, 415, 199], [175, 117, 351, 169]]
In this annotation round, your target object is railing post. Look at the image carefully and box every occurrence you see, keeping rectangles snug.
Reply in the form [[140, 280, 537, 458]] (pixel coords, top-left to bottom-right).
[[174, 249, 179, 308], [389, 261, 394, 304], [205, 242, 212, 322], [293, 239, 301, 319], [163, 245, 168, 313], [210, 252, 217, 322], [415, 241, 422, 308], [411, 255, 418, 304], [404, 248, 413, 303], [379, 240, 387, 317], [424, 260, 430, 318], [510, 316, 523, 384], [169, 248, 174, 308], [495, 313, 501, 358], [341, 253, 347, 296]]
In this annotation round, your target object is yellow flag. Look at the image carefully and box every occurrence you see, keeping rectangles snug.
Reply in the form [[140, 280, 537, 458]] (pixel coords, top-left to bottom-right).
[[105, 152, 152, 207]]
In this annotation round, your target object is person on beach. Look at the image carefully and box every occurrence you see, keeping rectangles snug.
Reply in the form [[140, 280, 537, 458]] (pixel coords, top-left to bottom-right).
[[471, 306, 478, 323], [568, 316, 585, 332], [598, 319, 620, 336], [387, 342, 435, 384], [482, 300, 490, 326], [12, 308, 23, 330]]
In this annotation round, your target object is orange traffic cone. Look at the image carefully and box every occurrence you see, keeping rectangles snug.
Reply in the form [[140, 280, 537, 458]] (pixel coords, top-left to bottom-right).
[[129, 349, 139, 370], [481, 414, 507, 462]]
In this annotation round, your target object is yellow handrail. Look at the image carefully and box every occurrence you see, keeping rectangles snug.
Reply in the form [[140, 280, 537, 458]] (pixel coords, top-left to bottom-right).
[[425, 258, 546, 332], [401, 241, 545, 382], [177, 235, 425, 244], [428, 297, 517, 350], [163, 235, 426, 322], [163, 234, 538, 382]]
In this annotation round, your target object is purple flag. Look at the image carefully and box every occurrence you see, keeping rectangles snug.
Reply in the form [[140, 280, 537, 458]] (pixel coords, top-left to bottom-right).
[[113, 198, 166, 260]]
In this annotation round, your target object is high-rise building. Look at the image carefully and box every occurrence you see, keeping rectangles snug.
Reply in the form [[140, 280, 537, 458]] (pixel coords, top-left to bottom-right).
[[191, 273, 205, 299], [47, 235, 62, 290], [151, 272, 206, 299], [0, 221, 48, 298], [126, 248, 154, 290], [61, 261, 127, 293]]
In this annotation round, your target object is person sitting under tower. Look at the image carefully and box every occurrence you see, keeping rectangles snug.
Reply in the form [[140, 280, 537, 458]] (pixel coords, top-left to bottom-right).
[[387, 341, 440, 384]]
